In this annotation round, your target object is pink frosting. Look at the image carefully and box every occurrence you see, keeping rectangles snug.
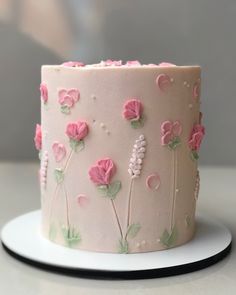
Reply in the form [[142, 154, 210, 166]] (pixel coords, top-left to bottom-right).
[[89, 158, 116, 185], [40, 83, 48, 104], [62, 61, 85, 67], [123, 99, 143, 120], [188, 124, 205, 151], [193, 82, 200, 99], [66, 121, 89, 142], [158, 62, 176, 67], [77, 194, 89, 208], [125, 60, 141, 66], [146, 173, 161, 190], [52, 142, 66, 162], [34, 124, 42, 151], [58, 89, 80, 107], [156, 73, 172, 91], [104, 60, 122, 66], [161, 120, 182, 145]]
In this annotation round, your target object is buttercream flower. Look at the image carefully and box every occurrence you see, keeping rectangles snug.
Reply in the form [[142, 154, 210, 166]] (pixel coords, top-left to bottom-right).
[[161, 120, 182, 149], [40, 83, 48, 104], [188, 124, 205, 151], [34, 124, 42, 151], [58, 88, 80, 114], [66, 121, 88, 142], [125, 60, 141, 66], [62, 61, 85, 67], [89, 158, 116, 185], [104, 59, 122, 66]]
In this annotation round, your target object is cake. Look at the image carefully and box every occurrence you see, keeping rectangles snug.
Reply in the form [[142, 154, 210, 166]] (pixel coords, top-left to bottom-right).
[[34, 60, 205, 253]]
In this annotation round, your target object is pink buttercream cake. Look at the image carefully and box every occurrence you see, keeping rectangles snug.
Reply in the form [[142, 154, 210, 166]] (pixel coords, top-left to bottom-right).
[[34, 60, 205, 253]]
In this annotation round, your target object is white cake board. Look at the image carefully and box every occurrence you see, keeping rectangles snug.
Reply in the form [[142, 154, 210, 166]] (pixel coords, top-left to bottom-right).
[[1, 210, 232, 279]]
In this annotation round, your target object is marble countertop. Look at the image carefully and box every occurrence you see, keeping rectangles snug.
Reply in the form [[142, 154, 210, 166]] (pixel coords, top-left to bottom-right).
[[0, 162, 235, 295]]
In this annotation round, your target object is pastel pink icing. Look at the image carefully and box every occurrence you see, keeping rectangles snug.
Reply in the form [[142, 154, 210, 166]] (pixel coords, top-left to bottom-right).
[[62, 61, 85, 67], [52, 142, 66, 162], [58, 89, 80, 107], [89, 158, 116, 185], [188, 124, 205, 151], [34, 124, 42, 151], [146, 173, 161, 190], [161, 121, 182, 145], [123, 99, 143, 120], [40, 83, 48, 104], [66, 121, 88, 141], [156, 73, 172, 91], [77, 194, 89, 207]]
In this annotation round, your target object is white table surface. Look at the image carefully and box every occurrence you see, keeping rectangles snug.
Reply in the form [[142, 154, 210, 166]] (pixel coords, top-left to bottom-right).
[[0, 162, 235, 295]]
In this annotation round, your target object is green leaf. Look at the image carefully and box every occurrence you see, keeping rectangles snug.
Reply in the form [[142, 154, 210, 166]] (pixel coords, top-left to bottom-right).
[[168, 137, 181, 150], [54, 168, 64, 184], [130, 115, 145, 129], [126, 223, 141, 239], [97, 185, 109, 196], [118, 239, 129, 254], [49, 223, 57, 241], [160, 227, 178, 248], [107, 181, 121, 199], [61, 225, 81, 247], [61, 105, 70, 114], [69, 139, 84, 152], [191, 150, 199, 161]]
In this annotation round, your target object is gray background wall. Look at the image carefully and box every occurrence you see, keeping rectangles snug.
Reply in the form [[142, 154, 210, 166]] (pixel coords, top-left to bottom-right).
[[0, 0, 235, 165]]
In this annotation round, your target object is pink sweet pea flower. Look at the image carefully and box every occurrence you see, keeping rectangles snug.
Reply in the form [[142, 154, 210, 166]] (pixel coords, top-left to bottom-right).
[[62, 61, 85, 67], [89, 158, 116, 185], [188, 124, 205, 151], [161, 120, 182, 145], [40, 83, 48, 104], [34, 124, 42, 151], [66, 121, 88, 142], [123, 99, 143, 121], [58, 89, 80, 107]]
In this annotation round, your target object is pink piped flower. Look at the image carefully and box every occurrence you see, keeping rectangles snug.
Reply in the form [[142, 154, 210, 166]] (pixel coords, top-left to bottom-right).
[[125, 60, 141, 66], [40, 83, 48, 104], [34, 124, 42, 151], [66, 121, 88, 142], [58, 88, 80, 114], [188, 124, 205, 152], [158, 62, 176, 67], [62, 61, 85, 67], [89, 158, 116, 186], [161, 120, 182, 150], [123, 99, 144, 128]]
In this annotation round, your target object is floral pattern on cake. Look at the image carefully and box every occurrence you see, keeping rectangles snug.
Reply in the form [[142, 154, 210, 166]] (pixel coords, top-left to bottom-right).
[[89, 158, 124, 252], [123, 99, 144, 129], [188, 124, 205, 160], [58, 88, 80, 114], [160, 120, 182, 248], [156, 73, 172, 91], [40, 83, 48, 104], [161, 120, 182, 150], [62, 61, 85, 67], [52, 142, 66, 162]]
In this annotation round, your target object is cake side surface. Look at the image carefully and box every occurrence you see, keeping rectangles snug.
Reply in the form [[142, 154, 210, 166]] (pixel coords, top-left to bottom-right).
[[36, 63, 204, 253]]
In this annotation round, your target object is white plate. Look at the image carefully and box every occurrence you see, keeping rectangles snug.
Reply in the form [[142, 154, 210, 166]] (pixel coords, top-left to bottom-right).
[[1, 211, 232, 279]]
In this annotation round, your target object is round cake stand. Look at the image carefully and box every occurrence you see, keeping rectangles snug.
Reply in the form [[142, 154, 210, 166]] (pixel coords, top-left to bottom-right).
[[1, 210, 232, 280]]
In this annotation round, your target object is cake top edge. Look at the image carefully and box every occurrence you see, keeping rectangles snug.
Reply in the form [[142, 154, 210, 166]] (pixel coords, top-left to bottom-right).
[[42, 60, 201, 70]]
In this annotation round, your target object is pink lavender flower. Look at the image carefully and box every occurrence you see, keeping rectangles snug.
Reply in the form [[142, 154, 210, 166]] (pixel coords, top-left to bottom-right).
[[161, 121, 182, 146], [40, 83, 48, 104], [34, 124, 42, 151], [123, 99, 143, 121], [89, 158, 116, 185], [62, 61, 85, 67], [188, 124, 205, 151], [66, 121, 88, 142]]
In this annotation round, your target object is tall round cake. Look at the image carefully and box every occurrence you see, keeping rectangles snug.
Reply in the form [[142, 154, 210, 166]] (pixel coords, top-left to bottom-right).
[[35, 60, 205, 253]]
